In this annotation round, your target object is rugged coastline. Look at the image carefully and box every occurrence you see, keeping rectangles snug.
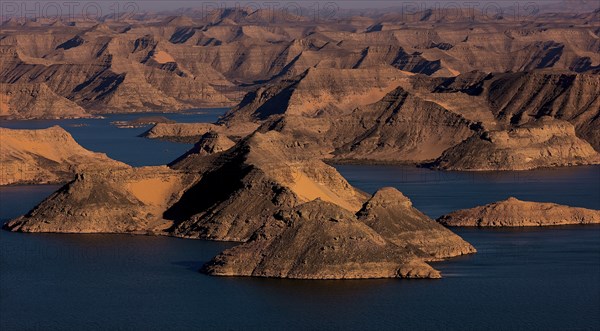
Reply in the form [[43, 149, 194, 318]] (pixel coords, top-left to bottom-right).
[[2, 6, 599, 282], [4, 130, 478, 279]]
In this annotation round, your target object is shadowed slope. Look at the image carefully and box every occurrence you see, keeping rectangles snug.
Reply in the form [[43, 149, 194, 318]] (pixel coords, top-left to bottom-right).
[[166, 130, 369, 241], [203, 200, 442, 279]]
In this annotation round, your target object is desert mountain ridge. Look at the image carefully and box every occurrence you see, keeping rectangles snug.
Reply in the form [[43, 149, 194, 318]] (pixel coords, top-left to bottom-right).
[[144, 67, 600, 168], [1, 6, 599, 119]]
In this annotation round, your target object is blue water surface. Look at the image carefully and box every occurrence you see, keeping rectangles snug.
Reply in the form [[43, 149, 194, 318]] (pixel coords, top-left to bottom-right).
[[0, 108, 226, 166], [1, 112, 599, 330]]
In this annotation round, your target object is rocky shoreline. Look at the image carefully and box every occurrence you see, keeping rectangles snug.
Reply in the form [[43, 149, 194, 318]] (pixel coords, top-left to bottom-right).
[[0, 126, 129, 186], [4, 130, 479, 279], [3, 124, 599, 280], [2, 6, 599, 280]]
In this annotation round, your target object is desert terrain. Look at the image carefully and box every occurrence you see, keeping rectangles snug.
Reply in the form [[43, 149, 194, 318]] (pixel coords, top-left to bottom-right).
[[1, 5, 599, 280]]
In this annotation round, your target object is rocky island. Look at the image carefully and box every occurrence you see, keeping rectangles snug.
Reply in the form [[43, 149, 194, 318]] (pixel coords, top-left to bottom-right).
[[438, 197, 600, 227], [5, 129, 476, 279], [4, 166, 198, 233], [111, 116, 175, 129], [204, 187, 475, 279], [204, 200, 443, 279]]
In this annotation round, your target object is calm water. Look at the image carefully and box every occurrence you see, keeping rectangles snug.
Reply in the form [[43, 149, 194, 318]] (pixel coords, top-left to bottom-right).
[[336, 165, 600, 219], [0, 109, 226, 166], [1, 113, 599, 330]]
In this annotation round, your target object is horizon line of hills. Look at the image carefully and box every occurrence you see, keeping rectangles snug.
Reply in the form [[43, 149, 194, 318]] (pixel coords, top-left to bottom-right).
[[1, 6, 598, 114], [2, 2, 599, 22]]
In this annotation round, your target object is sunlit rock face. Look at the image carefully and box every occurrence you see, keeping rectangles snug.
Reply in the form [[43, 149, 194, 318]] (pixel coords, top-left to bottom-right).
[[438, 197, 600, 227]]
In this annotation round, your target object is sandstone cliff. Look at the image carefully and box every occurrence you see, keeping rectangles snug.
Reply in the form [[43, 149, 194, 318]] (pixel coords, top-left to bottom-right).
[[142, 123, 223, 143], [437, 197, 600, 227], [330, 86, 474, 162], [142, 122, 256, 143], [0, 126, 129, 185], [432, 118, 600, 171], [220, 68, 477, 163], [485, 72, 600, 151], [419, 71, 600, 151], [0, 83, 90, 119], [2, 8, 598, 119], [221, 67, 412, 124], [218, 66, 599, 168]]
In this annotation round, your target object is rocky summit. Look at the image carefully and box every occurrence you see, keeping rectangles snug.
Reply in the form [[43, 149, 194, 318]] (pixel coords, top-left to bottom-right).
[[357, 188, 476, 259], [166, 130, 369, 242], [203, 199, 442, 279], [437, 197, 600, 227], [202, 187, 475, 279]]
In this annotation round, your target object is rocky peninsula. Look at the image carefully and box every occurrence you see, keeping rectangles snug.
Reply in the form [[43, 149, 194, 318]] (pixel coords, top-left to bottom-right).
[[0, 126, 129, 185], [432, 118, 600, 171]]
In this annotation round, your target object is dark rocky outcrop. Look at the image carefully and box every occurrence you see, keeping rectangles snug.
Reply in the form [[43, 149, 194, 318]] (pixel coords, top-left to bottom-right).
[[203, 200, 441, 279], [357, 188, 476, 259]]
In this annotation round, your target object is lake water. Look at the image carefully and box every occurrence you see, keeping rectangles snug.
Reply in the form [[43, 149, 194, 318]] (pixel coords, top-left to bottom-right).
[[1, 112, 599, 330], [0, 109, 226, 167], [336, 164, 600, 218]]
